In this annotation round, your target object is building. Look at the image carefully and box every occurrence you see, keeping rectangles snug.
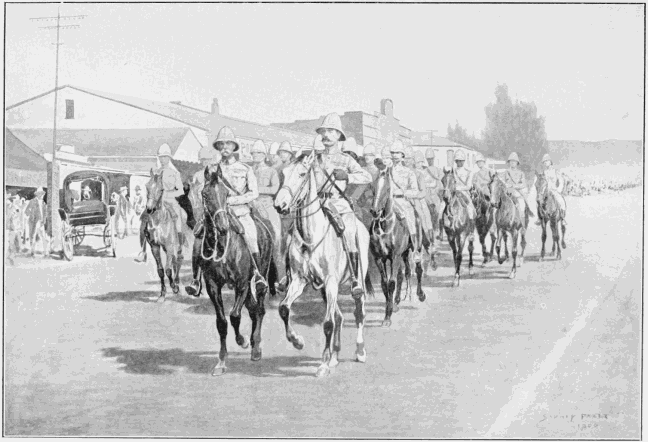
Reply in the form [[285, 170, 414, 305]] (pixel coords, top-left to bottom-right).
[[5, 128, 49, 193], [410, 131, 499, 170], [271, 98, 412, 150]]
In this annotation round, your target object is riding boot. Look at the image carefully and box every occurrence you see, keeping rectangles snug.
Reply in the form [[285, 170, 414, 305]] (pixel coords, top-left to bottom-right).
[[134, 216, 147, 263], [348, 252, 364, 298], [251, 253, 268, 289]]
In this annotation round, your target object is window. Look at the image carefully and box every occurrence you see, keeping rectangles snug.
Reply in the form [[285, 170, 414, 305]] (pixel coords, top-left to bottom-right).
[[65, 100, 74, 119]]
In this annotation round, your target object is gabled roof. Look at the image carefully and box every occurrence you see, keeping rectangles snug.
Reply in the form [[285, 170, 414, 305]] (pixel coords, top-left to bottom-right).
[[7, 85, 211, 130], [410, 132, 471, 148], [5, 128, 49, 171], [10, 127, 192, 157]]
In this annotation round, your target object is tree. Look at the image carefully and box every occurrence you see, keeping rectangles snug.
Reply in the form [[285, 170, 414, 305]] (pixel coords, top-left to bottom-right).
[[446, 120, 484, 151], [482, 84, 549, 173]]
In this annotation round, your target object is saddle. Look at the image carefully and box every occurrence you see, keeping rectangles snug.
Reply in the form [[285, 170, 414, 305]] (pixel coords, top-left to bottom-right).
[[163, 201, 179, 221]]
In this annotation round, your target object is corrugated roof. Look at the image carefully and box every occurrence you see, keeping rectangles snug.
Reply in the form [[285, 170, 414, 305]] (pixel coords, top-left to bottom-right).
[[5, 128, 49, 171], [10, 127, 191, 157]]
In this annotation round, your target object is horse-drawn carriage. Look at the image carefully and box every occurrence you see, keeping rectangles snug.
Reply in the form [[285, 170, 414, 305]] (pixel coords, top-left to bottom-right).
[[58, 170, 132, 261]]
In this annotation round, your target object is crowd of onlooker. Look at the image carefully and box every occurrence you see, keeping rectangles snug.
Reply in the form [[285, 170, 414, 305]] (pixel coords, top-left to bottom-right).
[[563, 176, 642, 196]]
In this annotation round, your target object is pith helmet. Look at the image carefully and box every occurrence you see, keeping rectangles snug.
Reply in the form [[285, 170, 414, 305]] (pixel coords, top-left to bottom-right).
[[542, 153, 552, 163], [364, 144, 376, 156], [316, 113, 347, 142], [34, 187, 46, 196], [250, 139, 267, 155], [342, 137, 358, 154], [508, 152, 520, 163], [269, 142, 280, 156], [425, 148, 436, 159], [414, 150, 426, 164], [198, 146, 214, 160], [390, 140, 405, 155], [278, 141, 292, 154], [213, 126, 240, 152], [313, 134, 325, 152], [157, 143, 173, 157], [475, 153, 486, 163], [454, 150, 466, 161], [404, 145, 414, 159]]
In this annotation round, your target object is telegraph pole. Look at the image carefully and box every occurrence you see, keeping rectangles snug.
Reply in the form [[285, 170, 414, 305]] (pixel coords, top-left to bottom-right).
[[30, 8, 85, 250]]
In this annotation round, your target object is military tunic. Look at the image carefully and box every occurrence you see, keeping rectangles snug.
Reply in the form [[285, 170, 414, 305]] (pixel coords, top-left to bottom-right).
[[472, 167, 493, 196], [156, 165, 185, 233], [252, 162, 281, 243], [503, 168, 534, 217], [314, 145, 372, 252], [540, 167, 566, 214], [391, 162, 421, 238], [413, 168, 435, 235], [220, 158, 261, 253], [452, 166, 476, 220]]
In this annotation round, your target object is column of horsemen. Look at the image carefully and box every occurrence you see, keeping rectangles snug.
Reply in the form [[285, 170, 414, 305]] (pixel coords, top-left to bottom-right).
[[134, 112, 568, 297]]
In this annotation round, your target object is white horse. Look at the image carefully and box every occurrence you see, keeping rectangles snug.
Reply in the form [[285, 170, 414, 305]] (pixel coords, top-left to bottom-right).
[[274, 151, 370, 378]]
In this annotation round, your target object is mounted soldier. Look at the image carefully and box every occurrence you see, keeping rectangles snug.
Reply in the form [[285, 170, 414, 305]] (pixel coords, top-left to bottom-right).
[[503, 152, 535, 220], [135, 143, 186, 263], [413, 150, 438, 256], [377, 140, 423, 263], [535, 153, 566, 226], [185, 146, 222, 296], [472, 153, 493, 195], [313, 112, 372, 296], [451, 150, 477, 222], [275, 141, 294, 185], [211, 126, 267, 287], [363, 144, 380, 181], [422, 148, 443, 238], [268, 142, 281, 168]]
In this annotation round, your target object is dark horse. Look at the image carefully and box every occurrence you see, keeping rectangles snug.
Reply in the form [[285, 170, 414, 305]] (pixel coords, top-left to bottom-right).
[[370, 166, 425, 327], [441, 170, 475, 287], [471, 186, 497, 265], [535, 172, 567, 260], [200, 165, 277, 376], [489, 174, 528, 279], [144, 169, 187, 303]]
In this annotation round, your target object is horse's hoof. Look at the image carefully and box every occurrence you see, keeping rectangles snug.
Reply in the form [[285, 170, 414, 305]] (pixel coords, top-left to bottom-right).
[[561, 242, 567, 249], [508, 271, 516, 279], [172, 285, 180, 295], [157, 294, 166, 303], [539, 256, 544, 262], [329, 353, 340, 368], [418, 292, 426, 302], [392, 304, 400, 313], [381, 319, 392, 328], [236, 335, 249, 349], [315, 365, 330, 378], [211, 366, 227, 376], [251, 348, 262, 361], [289, 335, 304, 350], [356, 349, 367, 363]]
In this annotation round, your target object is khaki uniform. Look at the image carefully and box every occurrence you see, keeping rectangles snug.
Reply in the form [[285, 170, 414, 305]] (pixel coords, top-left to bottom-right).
[[541, 167, 567, 214], [157, 165, 185, 234], [391, 162, 421, 239], [452, 166, 477, 220], [220, 158, 260, 253], [472, 167, 493, 196], [252, 163, 281, 243], [413, 168, 435, 235], [503, 168, 533, 218], [314, 146, 372, 252]]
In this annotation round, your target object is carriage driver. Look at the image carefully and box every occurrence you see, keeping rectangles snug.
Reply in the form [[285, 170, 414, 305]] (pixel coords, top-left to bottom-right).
[[377, 140, 424, 263], [313, 113, 372, 296], [134, 143, 185, 263], [504, 152, 535, 220], [212, 126, 267, 288], [535, 153, 567, 225]]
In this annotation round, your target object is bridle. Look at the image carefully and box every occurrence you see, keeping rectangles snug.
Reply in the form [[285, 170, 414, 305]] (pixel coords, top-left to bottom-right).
[[200, 183, 230, 263], [371, 168, 397, 237]]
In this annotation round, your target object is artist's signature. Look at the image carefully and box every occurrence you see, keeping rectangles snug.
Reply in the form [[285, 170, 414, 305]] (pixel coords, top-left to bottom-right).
[[539, 413, 622, 431]]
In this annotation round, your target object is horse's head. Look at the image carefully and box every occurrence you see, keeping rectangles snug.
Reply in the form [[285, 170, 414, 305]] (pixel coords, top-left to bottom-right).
[[535, 172, 548, 200], [441, 167, 455, 202], [370, 166, 392, 218], [488, 173, 504, 208], [145, 169, 164, 212], [274, 151, 315, 215], [202, 165, 230, 233]]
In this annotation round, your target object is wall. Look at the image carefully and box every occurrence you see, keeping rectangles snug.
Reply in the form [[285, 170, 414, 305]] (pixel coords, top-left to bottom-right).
[[171, 130, 204, 163]]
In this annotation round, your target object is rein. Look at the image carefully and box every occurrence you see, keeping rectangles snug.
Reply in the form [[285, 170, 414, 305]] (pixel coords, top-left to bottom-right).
[[201, 197, 230, 263]]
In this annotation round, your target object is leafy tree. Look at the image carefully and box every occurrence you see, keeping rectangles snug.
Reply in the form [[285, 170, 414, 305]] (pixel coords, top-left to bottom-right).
[[447, 120, 484, 151], [482, 84, 549, 173]]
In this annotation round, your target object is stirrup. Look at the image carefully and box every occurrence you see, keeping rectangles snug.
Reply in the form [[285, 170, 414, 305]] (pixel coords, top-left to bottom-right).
[[276, 276, 289, 292], [134, 251, 147, 263], [253, 270, 268, 289]]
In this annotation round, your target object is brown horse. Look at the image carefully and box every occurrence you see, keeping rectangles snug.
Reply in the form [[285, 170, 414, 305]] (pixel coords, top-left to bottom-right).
[[471, 186, 497, 265], [535, 172, 567, 260], [370, 166, 424, 327], [144, 169, 186, 303], [200, 165, 277, 375], [441, 170, 475, 287], [488, 174, 528, 279]]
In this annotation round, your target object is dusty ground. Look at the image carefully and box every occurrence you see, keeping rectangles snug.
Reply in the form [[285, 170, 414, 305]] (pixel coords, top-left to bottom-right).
[[4, 188, 641, 437]]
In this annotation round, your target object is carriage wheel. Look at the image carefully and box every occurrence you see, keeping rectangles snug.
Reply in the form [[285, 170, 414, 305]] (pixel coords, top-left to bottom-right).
[[72, 226, 85, 246], [104, 218, 117, 257], [103, 224, 112, 247], [61, 221, 74, 261]]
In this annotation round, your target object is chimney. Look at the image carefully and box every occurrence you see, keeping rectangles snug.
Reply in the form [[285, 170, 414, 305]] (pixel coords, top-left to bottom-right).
[[211, 98, 220, 115], [170, 101, 182, 105]]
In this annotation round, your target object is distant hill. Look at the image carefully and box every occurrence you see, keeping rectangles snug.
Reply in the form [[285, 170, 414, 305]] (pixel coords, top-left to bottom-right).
[[547, 140, 643, 167]]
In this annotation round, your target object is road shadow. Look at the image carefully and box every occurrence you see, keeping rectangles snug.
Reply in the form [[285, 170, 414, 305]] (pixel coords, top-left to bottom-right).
[[84, 290, 161, 303], [72, 245, 114, 258], [102, 346, 320, 378]]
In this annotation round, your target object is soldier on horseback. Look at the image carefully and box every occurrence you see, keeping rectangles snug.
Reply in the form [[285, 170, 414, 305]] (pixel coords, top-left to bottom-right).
[[377, 139, 424, 263], [535, 153, 567, 226], [451, 150, 477, 222], [313, 113, 372, 296], [363, 144, 380, 181], [472, 153, 492, 195], [422, 148, 444, 239], [212, 126, 268, 288], [275, 141, 294, 185], [503, 152, 535, 220], [185, 146, 221, 296], [413, 150, 438, 256]]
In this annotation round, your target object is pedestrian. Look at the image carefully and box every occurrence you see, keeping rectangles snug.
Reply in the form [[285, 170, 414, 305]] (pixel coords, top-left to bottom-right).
[[116, 186, 130, 238], [25, 187, 50, 257]]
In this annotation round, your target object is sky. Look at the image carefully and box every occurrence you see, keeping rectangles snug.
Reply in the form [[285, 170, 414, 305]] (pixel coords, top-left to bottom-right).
[[5, 3, 645, 141]]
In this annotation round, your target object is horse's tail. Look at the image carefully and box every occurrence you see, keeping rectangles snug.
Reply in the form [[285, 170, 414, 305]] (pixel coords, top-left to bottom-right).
[[267, 258, 278, 297]]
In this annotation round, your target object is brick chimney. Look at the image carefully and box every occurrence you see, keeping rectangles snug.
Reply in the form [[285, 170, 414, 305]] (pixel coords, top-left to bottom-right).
[[211, 98, 220, 115]]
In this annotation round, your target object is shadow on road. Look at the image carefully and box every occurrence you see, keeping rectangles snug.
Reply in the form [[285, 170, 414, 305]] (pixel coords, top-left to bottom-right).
[[101, 346, 320, 378], [84, 290, 161, 303]]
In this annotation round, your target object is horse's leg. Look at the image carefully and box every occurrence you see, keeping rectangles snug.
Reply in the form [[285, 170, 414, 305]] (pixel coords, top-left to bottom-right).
[[415, 258, 425, 302], [551, 218, 562, 260], [174, 243, 183, 291], [205, 279, 229, 376], [395, 255, 406, 305], [495, 228, 503, 264], [330, 302, 344, 368], [503, 231, 510, 261], [164, 245, 178, 295], [453, 235, 463, 287], [316, 277, 339, 378], [377, 258, 393, 327], [468, 233, 475, 276], [230, 284, 250, 349], [447, 234, 459, 287], [479, 228, 488, 265], [245, 292, 265, 362], [278, 276, 308, 350], [540, 218, 547, 261], [519, 227, 527, 266], [509, 230, 518, 279], [404, 253, 412, 301], [150, 244, 166, 303], [488, 220, 496, 263], [561, 218, 567, 250], [549, 221, 556, 256], [353, 285, 367, 363]]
